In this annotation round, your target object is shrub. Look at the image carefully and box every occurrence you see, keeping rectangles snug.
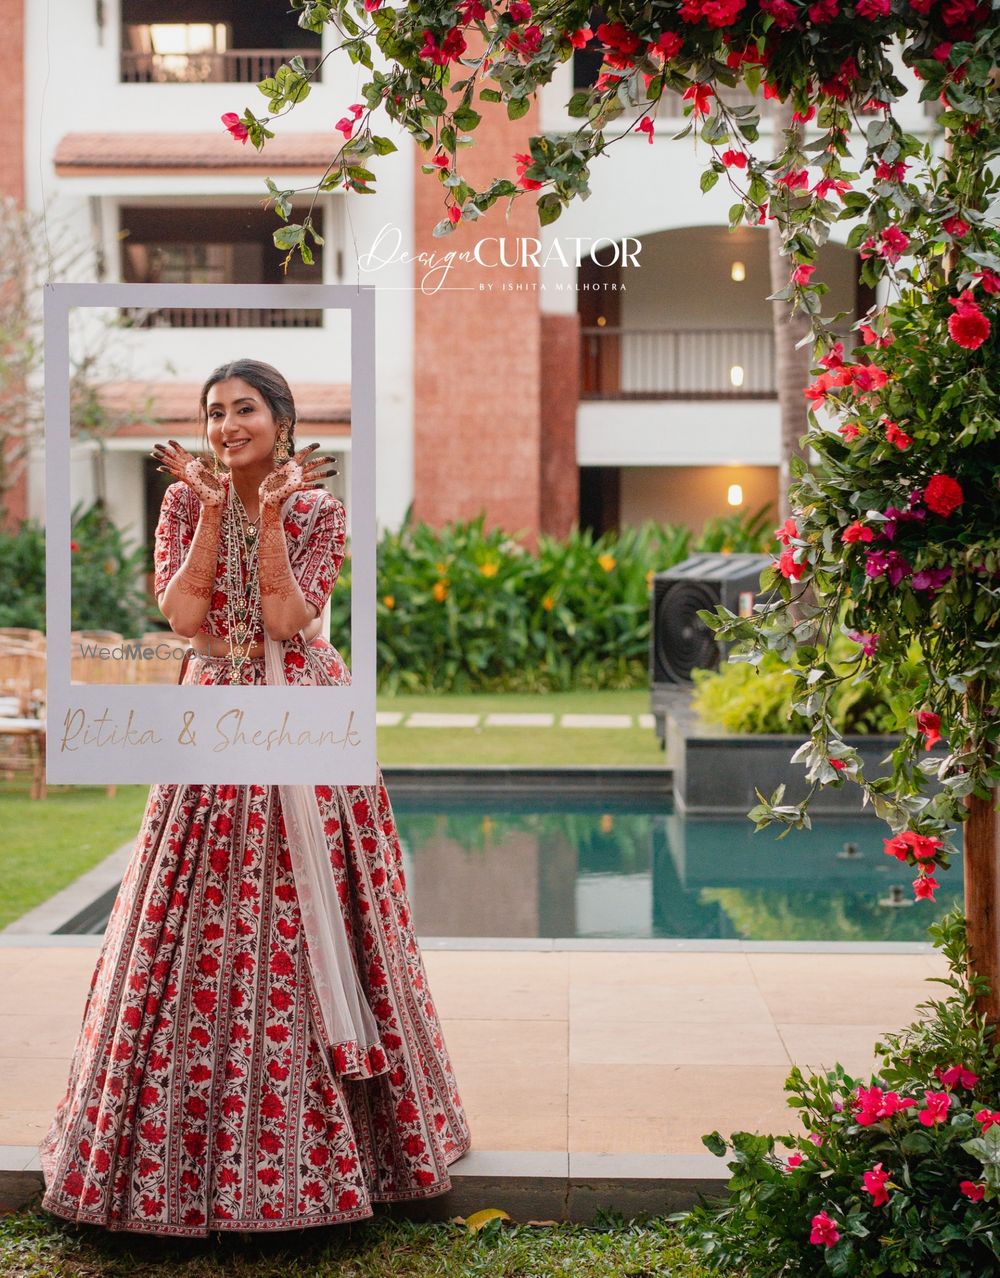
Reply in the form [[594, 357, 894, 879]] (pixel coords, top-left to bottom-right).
[[0, 520, 45, 628], [678, 910, 1000, 1277], [691, 636, 920, 736]]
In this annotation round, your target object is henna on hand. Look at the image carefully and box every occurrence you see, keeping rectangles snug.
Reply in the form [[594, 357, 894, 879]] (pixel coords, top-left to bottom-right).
[[259, 443, 339, 510], [152, 439, 226, 507], [257, 503, 300, 601]]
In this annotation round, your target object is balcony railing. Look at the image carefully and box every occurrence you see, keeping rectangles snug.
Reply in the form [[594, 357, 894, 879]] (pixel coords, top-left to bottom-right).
[[120, 307, 323, 330], [120, 48, 322, 85], [581, 326, 776, 399]]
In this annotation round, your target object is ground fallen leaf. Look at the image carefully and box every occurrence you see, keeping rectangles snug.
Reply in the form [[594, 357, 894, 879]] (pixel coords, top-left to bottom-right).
[[463, 1208, 512, 1232]]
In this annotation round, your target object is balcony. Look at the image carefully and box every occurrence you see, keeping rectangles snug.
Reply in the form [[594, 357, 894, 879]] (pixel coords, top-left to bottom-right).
[[121, 47, 322, 85], [581, 327, 776, 400]]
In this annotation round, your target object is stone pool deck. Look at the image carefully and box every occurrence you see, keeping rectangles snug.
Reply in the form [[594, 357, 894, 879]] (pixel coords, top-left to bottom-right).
[[0, 938, 944, 1221]]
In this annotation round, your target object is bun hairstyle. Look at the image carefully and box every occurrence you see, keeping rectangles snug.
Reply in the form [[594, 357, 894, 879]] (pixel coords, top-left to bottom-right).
[[198, 358, 297, 456]]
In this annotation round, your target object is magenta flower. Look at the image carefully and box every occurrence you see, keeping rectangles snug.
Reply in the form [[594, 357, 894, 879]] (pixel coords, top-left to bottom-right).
[[865, 549, 912, 586], [809, 1210, 840, 1247], [918, 1091, 951, 1126], [975, 1108, 1000, 1131], [862, 1163, 891, 1207], [848, 630, 879, 657], [960, 1180, 986, 1202], [912, 567, 953, 593], [936, 1065, 979, 1090], [854, 1084, 915, 1125]]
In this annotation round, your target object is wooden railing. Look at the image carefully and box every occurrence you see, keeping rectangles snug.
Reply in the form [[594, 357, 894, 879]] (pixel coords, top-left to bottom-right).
[[120, 48, 322, 85], [120, 307, 323, 330], [581, 326, 776, 399]]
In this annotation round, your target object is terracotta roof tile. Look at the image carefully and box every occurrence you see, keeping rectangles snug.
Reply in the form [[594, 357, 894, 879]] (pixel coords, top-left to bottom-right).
[[54, 133, 337, 175], [98, 381, 351, 436]]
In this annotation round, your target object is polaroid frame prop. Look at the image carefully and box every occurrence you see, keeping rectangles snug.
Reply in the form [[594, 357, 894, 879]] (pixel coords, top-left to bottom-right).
[[44, 282, 377, 785]]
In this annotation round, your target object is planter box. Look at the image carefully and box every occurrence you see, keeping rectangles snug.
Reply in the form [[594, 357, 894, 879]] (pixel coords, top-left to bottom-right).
[[668, 705, 917, 818]]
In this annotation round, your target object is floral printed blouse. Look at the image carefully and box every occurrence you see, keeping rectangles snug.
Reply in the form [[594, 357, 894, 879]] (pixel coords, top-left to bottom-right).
[[153, 480, 347, 644]]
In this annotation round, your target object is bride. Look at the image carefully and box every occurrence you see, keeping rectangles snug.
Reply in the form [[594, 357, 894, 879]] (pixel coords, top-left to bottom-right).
[[40, 358, 471, 1234]]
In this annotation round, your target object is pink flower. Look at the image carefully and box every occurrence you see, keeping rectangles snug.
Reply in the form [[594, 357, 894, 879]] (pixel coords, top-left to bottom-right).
[[838, 421, 860, 442], [683, 82, 714, 115], [457, 0, 487, 18], [637, 116, 655, 145], [948, 291, 991, 349], [923, 474, 964, 517], [975, 1109, 1000, 1131], [221, 112, 249, 145], [936, 1065, 979, 1090], [842, 521, 874, 544], [918, 1091, 951, 1126], [916, 710, 942, 751], [960, 1180, 986, 1202], [848, 629, 879, 656], [856, 0, 890, 16], [792, 264, 815, 285], [786, 1151, 804, 1168], [809, 1211, 840, 1247], [508, 0, 532, 22], [808, 0, 839, 21], [854, 1085, 915, 1125], [721, 149, 747, 169], [862, 1163, 891, 1207], [448, 206, 462, 224], [513, 153, 542, 190]]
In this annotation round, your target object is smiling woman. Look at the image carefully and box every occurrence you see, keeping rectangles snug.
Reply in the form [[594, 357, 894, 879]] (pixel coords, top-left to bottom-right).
[[39, 359, 471, 1236]]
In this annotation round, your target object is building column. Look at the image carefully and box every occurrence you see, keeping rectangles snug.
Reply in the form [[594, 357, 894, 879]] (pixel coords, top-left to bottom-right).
[[0, 0, 27, 528]]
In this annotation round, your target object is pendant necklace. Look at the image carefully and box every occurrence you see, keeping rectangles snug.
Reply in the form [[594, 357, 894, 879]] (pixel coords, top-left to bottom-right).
[[224, 481, 262, 683]]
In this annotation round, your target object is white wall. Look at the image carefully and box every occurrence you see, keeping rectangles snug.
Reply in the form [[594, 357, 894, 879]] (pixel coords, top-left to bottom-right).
[[578, 399, 780, 467]]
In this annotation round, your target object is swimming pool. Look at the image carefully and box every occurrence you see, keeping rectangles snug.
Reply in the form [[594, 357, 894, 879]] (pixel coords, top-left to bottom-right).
[[59, 784, 960, 943]]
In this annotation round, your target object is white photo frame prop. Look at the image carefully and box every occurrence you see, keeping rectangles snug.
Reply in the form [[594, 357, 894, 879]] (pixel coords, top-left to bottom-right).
[[45, 282, 377, 785]]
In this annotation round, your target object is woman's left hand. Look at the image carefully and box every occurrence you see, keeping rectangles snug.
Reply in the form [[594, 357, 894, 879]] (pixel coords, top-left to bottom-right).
[[259, 444, 339, 509]]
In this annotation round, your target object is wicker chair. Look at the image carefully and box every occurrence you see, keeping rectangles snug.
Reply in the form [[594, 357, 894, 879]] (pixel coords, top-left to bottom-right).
[[0, 643, 47, 799]]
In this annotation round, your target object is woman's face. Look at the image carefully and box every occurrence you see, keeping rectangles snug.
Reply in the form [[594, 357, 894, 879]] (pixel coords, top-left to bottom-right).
[[205, 377, 285, 472]]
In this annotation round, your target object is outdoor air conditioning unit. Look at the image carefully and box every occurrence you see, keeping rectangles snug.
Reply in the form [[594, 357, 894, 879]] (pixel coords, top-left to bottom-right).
[[649, 553, 772, 744]]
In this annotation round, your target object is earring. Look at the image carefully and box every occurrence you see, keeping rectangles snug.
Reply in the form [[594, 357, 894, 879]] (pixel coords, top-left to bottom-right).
[[275, 425, 290, 464], [211, 451, 220, 476]]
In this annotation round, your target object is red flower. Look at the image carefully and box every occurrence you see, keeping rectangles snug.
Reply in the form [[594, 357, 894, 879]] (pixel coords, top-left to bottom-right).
[[682, 83, 714, 116], [448, 206, 462, 224], [913, 872, 939, 902], [778, 547, 805, 581], [808, 0, 839, 20], [650, 31, 683, 57], [856, 0, 889, 16], [884, 420, 912, 450], [777, 168, 809, 191], [918, 1091, 951, 1125], [70, 540, 80, 552], [509, 0, 532, 21], [636, 117, 655, 145], [792, 264, 815, 286], [862, 1163, 891, 1207], [809, 1210, 840, 1247], [937, 1064, 979, 1089], [721, 149, 747, 169], [568, 27, 594, 48], [975, 1108, 1000, 1131], [923, 474, 964, 517], [960, 1180, 986, 1202], [842, 522, 874, 544], [947, 291, 991, 349], [514, 153, 542, 190], [221, 112, 249, 145], [761, 0, 800, 27], [942, 215, 970, 238], [916, 710, 942, 751], [775, 518, 798, 547]]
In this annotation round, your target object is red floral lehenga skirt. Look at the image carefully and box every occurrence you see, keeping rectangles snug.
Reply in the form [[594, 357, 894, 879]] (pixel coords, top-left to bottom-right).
[[39, 637, 471, 1235]]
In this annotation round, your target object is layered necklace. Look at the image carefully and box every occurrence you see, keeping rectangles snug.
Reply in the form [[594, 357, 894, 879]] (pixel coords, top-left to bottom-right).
[[223, 481, 262, 683]]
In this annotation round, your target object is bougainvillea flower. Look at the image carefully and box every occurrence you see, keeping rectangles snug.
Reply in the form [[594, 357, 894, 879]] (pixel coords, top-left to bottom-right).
[[777, 168, 810, 191], [875, 159, 907, 181], [851, 363, 888, 392], [649, 30, 683, 56], [778, 547, 805, 581], [975, 1108, 1000, 1130], [448, 206, 462, 224], [865, 549, 911, 586], [854, 1085, 915, 1125], [960, 1181, 986, 1202], [884, 831, 942, 862], [975, 269, 1000, 295], [913, 873, 940, 901], [842, 522, 874, 544], [942, 215, 970, 238], [936, 1065, 979, 1090], [884, 421, 913, 450], [808, 0, 839, 22], [721, 148, 747, 169], [513, 153, 543, 190], [812, 176, 851, 200], [637, 116, 655, 144], [818, 342, 844, 369], [682, 82, 714, 114], [568, 26, 594, 48], [509, 0, 532, 22], [458, 0, 487, 19], [792, 264, 815, 285], [775, 518, 798, 547], [848, 630, 878, 656], [809, 1211, 840, 1247], [506, 23, 542, 55], [837, 421, 860, 442], [432, 152, 449, 169], [947, 291, 991, 349], [918, 1092, 951, 1125], [596, 20, 642, 53], [860, 324, 893, 347], [923, 474, 964, 516], [681, 0, 747, 26], [862, 1163, 891, 1206], [786, 1151, 804, 1168], [221, 112, 249, 144], [856, 0, 890, 16], [912, 566, 953, 592]]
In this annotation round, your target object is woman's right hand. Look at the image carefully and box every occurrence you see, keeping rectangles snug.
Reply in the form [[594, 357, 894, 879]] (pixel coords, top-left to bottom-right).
[[151, 440, 226, 508]]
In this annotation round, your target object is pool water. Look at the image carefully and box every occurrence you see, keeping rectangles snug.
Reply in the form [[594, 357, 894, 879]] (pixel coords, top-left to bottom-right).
[[62, 794, 961, 942], [393, 796, 959, 943]]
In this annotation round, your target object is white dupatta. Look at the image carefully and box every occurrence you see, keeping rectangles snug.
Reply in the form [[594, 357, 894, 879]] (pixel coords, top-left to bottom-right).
[[262, 492, 382, 1071]]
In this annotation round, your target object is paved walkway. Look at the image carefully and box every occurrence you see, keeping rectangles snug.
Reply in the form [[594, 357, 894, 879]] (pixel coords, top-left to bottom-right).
[[1, 942, 942, 1167], [376, 712, 657, 729]]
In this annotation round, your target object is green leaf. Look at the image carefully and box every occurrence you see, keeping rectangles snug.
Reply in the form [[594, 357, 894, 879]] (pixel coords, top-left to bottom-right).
[[702, 1131, 727, 1157], [700, 168, 720, 193], [507, 97, 531, 121], [480, 88, 503, 104], [453, 105, 482, 131]]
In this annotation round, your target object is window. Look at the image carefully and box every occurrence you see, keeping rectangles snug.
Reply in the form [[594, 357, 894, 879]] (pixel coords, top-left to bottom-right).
[[120, 3, 322, 84], [120, 206, 324, 328]]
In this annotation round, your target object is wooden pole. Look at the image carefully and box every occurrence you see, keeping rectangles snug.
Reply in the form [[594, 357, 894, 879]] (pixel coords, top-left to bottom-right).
[[964, 785, 1000, 1029]]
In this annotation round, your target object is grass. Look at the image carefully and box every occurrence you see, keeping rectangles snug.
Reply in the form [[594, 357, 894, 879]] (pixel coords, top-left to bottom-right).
[[0, 780, 148, 930], [1, 691, 664, 929], [0, 1210, 717, 1278], [376, 689, 664, 767]]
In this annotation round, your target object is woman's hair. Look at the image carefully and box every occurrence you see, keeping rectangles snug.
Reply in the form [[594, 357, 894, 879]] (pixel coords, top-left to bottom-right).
[[198, 359, 297, 454]]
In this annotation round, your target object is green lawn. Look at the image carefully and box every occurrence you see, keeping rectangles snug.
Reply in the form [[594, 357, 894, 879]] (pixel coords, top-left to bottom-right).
[[0, 1210, 716, 1278], [0, 780, 149, 930], [0, 692, 664, 929]]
